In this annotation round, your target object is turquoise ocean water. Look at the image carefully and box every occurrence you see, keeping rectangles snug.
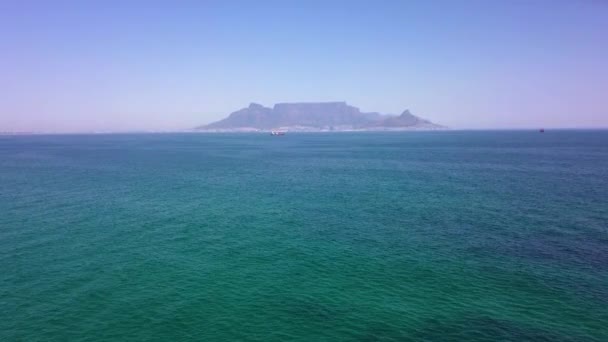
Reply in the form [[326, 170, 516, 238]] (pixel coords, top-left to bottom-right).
[[1, 131, 607, 341]]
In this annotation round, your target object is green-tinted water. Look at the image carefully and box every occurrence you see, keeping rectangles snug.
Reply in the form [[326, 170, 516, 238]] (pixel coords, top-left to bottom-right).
[[1, 131, 607, 341]]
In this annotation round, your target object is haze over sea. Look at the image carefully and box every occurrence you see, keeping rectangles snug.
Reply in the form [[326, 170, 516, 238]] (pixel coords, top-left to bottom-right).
[[1, 131, 607, 341]]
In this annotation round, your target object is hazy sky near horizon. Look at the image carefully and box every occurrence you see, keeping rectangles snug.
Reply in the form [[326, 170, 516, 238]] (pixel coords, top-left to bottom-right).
[[1, 0, 607, 132]]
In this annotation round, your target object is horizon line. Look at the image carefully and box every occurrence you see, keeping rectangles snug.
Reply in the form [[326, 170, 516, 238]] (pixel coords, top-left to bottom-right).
[[3, 127, 608, 135]]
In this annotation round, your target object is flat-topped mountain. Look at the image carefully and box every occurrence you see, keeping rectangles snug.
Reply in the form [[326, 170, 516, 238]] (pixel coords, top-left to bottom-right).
[[196, 102, 444, 131]]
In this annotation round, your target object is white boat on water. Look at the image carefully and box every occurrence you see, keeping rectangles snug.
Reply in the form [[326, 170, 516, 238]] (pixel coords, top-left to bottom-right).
[[270, 131, 286, 136]]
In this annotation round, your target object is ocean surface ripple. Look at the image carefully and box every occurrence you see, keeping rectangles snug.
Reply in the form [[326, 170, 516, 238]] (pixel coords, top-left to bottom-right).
[[1, 131, 607, 341]]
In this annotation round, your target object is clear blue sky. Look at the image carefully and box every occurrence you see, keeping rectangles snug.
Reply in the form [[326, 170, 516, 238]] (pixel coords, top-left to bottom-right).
[[1, 0, 607, 132]]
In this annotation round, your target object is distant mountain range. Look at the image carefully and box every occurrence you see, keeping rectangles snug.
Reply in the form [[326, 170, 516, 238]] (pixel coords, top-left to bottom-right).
[[196, 102, 444, 132]]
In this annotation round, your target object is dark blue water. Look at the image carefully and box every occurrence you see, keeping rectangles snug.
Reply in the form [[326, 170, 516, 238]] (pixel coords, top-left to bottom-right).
[[1, 131, 607, 341]]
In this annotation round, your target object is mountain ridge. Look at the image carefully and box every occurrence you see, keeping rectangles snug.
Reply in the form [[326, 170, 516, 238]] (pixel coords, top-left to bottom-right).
[[196, 102, 444, 131]]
